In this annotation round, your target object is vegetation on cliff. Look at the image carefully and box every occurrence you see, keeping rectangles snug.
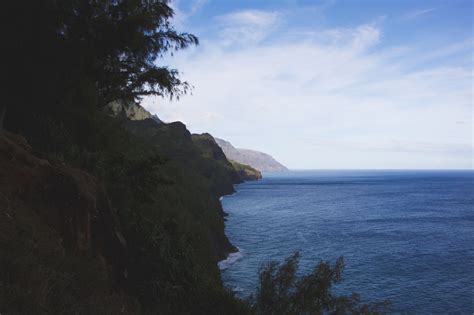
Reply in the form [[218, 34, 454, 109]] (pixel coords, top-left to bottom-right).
[[2, 108, 256, 314], [3, 0, 246, 313], [191, 133, 262, 182], [0, 132, 139, 314], [229, 160, 263, 181]]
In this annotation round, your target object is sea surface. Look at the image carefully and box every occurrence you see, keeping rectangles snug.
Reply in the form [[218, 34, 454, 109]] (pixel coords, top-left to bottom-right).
[[220, 170, 474, 314]]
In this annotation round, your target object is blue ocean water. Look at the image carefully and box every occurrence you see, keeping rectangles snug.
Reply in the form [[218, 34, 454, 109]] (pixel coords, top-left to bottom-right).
[[220, 170, 474, 314]]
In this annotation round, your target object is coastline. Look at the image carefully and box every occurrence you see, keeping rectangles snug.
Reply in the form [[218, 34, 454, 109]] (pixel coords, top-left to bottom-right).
[[218, 247, 243, 270], [216, 183, 245, 268]]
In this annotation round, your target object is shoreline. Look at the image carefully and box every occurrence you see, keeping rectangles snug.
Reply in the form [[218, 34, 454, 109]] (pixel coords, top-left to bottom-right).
[[216, 174, 264, 267], [217, 183, 245, 267], [218, 247, 243, 270]]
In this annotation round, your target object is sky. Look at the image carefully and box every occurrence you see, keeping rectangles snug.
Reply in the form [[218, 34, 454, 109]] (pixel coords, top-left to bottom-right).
[[143, 0, 473, 169]]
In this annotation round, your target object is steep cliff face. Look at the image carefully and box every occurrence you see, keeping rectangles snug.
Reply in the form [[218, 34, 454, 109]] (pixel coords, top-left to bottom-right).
[[229, 160, 263, 181], [107, 100, 262, 184], [1, 99, 259, 313], [107, 99, 162, 124], [0, 132, 137, 313], [215, 138, 288, 172], [191, 133, 262, 182], [0, 132, 126, 264], [123, 119, 238, 259]]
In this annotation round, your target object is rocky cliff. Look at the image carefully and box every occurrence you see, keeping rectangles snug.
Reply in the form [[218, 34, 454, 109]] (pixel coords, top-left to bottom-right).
[[107, 100, 261, 183], [191, 133, 262, 182], [107, 99, 162, 124], [1, 112, 250, 313], [229, 160, 263, 181], [215, 138, 288, 172], [1, 99, 259, 313], [0, 132, 137, 313]]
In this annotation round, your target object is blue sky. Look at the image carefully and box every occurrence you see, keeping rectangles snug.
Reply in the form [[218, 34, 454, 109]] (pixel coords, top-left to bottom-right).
[[143, 0, 473, 169]]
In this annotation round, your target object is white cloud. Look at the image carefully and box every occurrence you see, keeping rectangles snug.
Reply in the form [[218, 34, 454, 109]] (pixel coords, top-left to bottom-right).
[[143, 11, 472, 169], [215, 10, 283, 45], [169, 0, 208, 28], [189, 0, 208, 15], [401, 8, 436, 21]]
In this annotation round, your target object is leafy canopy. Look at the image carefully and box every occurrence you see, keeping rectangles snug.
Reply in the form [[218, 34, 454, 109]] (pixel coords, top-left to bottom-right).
[[254, 252, 390, 315], [8, 0, 197, 112]]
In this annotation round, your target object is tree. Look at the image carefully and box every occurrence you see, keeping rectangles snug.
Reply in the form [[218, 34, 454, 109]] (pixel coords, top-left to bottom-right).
[[253, 252, 390, 315], [3, 0, 197, 130]]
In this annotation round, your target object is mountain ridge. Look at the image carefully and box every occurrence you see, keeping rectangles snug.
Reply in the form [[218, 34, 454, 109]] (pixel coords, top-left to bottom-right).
[[214, 138, 288, 172]]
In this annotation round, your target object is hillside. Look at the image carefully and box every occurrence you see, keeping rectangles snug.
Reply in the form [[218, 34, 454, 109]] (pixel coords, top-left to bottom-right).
[[3, 100, 253, 313], [191, 133, 262, 181], [0, 131, 139, 313], [215, 138, 288, 172]]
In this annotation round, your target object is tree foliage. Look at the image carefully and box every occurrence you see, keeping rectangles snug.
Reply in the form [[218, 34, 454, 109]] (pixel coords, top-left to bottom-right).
[[46, 0, 198, 103], [6, 0, 197, 129], [253, 252, 390, 315]]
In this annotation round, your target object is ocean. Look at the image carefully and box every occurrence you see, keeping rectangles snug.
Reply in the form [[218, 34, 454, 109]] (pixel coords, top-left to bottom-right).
[[220, 170, 474, 314]]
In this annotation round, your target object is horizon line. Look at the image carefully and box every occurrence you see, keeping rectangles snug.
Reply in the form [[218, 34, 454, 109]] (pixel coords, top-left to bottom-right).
[[270, 168, 474, 171]]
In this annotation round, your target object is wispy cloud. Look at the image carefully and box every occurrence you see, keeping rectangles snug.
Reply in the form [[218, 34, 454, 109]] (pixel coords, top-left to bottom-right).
[[144, 8, 472, 169], [401, 8, 436, 21], [170, 0, 209, 28], [215, 10, 283, 45], [320, 24, 380, 53], [189, 0, 208, 15]]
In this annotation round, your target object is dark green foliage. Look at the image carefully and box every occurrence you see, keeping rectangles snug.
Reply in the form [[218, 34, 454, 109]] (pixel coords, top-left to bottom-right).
[[93, 116, 247, 313], [2, 0, 246, 312], [8, 0, 197, 103], [0, 189, 140, 315], [3, 104, 249, 313], [253, 252, 390, 315], [4, 0, 198, 136], [230, 160, 263, 181], [191, 134, 261, 181]]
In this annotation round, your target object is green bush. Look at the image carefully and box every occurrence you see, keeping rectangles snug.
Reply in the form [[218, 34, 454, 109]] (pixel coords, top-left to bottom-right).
[[253, 252, 390, 315]]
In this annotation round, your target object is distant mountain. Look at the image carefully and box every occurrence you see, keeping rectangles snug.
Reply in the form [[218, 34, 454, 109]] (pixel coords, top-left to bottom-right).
[[214, 138, 288, 172]]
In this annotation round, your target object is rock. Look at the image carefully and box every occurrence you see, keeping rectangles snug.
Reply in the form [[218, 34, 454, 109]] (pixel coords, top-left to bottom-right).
[[107, 99, 162, 124]]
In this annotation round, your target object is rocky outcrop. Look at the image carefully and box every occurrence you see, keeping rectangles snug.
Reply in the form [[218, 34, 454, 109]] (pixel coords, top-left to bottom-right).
[[107, 99, 162, 124], [192, 133, 262, 182], [214, 138, 288, 172], [192, 133, 230, 162], [229, 160, 262, 181]]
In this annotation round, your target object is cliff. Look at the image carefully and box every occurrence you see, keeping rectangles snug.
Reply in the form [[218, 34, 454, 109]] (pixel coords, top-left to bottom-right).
[[191, 133, 262, 182], [123, 119, 236, 258], [2, 2, 257, 311], [214, 138, 288, 172], [229, 160, 263, 181], [3, 103, 251, 313], [107, 99, 163, 124], [106, 100, 260, 183], [0, 132, 138, 313]]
